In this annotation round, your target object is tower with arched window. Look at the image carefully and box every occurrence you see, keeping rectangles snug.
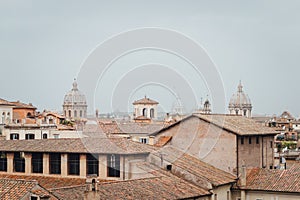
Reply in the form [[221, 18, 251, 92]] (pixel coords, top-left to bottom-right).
[[133, 96, 158, 120], [62, 79, 87, 119]]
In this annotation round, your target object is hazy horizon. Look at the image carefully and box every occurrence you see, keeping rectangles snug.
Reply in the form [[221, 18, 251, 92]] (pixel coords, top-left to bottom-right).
[[1, 1, 300, 117]]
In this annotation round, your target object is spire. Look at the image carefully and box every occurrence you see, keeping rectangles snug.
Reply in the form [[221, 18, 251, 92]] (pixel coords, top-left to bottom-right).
[[238, 80, 243, 93], [72, 78, 78, 91]]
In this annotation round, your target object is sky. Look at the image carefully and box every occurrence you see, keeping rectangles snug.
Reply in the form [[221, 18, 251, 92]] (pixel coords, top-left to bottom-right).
[[0, 0, 300, 117]]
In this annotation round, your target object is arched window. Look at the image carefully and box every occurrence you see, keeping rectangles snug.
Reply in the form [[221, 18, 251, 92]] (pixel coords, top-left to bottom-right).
[[80, 110, 83, 117], [43, 133, 47, 139], [74, 110, 77, 118], [243, 110, 247, 116], [64, 110, 67, 117], [68, 110, 71, 118], [142, 108, 147, 117], [235, 110, 239, 115], [27, 112, 32, 118], [150, 108, 155, 118]]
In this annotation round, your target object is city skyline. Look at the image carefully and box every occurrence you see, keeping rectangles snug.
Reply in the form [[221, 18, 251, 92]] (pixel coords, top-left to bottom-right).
[[1, 1, 299, 116]]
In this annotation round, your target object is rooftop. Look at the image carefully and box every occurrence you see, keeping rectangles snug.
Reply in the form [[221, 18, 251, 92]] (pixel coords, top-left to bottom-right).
[[150, 114, 278, 136], [133, 96, 159, 105], [239, 163, 300, 193], [0, 137, 157, 154]]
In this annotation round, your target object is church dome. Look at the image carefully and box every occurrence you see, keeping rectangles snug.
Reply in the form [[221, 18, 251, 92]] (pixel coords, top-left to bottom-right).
[[63, 80, 87, 106], [229, 82, 251, 108]]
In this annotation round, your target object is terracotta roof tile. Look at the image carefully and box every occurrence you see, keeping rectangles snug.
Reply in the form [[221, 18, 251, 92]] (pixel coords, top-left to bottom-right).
[[132, 96, 159, 105], [0, 137, 157, 154], [239, 162, 300, 193], [151, 114, 278, 136]]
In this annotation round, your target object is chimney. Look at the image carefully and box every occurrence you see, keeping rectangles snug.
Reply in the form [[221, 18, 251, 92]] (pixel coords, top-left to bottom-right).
[[240, 165, 247, 187], [85, 176, 98, 192]]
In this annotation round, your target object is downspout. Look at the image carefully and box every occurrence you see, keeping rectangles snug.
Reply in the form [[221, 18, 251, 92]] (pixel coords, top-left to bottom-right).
[[123, 155, 125, 180], [236, 136, 239, 177], [261, 136, 264, 168]]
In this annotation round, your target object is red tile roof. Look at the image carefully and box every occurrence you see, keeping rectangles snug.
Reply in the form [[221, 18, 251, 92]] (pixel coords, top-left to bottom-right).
[[0, 137, 157, 154], [133, 96, 159, 105], [156, 146, 237, 189], [150, 114, 278, 136], [0, 178, 57, 200], [239, 162, 300, 193], [96, 163, 210, 199]]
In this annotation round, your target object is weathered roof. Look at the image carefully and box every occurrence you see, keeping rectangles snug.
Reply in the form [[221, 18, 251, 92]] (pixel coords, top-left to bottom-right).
[[0, 137, 157, 154], [155, 146, 237, 189], [99, 120, 165, 135], [0, 178, 57, 200], [150, 114, 278, 136], [240, 163, 300, 193], [0, 98, 14, 106], [0, 174, 87, 190], [96, 163, 210, 199], [117, 122, 164, 134], [10, 101, 37, 109], [133, 96, 159, 105]]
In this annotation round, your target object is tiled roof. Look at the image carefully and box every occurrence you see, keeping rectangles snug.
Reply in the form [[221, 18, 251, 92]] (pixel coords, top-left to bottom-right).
[[10, 101, 37, 109], [99, 120, 165, 135], [240, 163, 300, 193], [133, 96, 159, 105], [0, 137, 157, 154], [117, 122, 164, 134], [96, 163, 210, 199], [0, 174, 86, 190], [0, 178, 57, 200], [154, 136, 172, 147], [0, 98, 14, 106], [150, 114, 278, 136], [51, 185, 86, 200], [156, 146, 236, 188]]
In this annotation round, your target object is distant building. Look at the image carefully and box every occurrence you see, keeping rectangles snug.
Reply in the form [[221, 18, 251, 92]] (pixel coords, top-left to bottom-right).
[[62, 79, 87, 119], [132, 96, 158, 120], [229, 81, 252, 118]]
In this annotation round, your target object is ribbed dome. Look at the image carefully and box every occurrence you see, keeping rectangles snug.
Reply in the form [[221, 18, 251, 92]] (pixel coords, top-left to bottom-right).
[[63, 80, 87, 106], [229, 82, 251, 108]]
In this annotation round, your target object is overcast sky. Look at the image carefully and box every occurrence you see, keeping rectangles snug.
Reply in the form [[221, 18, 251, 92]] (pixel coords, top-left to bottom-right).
[[0, 1, 299, 117]]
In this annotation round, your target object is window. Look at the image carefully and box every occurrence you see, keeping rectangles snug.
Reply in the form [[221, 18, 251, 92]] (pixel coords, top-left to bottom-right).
[[0, 152, 7, 172], [107, 154, 120, 177], [241, 137, 244, 145], [74, 110, 77, 118], [68, 154, 80, 175], [68, 110, 71, 118], [53, 134, 59, 139], [139, 138, 148, 144], [49, 153, 61, 174], [42, 133, 48, 139], [214, 194, 218, 200], [14, 152, 25, 172], [243, 110, 247, 116], [142, 108, 147, 117], [80, 110, 83, 117], [10, 133, 19, 140], [87, 154, 99, 176], [150, 108, 154, 118], [256, 136, 259, 144], [235, 110, 239, 115], [270, 141, 273, 148], [249, 137, 252, 144], [31, 196, 38, 200], [25, 133, 35, 140], [32, 153, 43, 173]]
